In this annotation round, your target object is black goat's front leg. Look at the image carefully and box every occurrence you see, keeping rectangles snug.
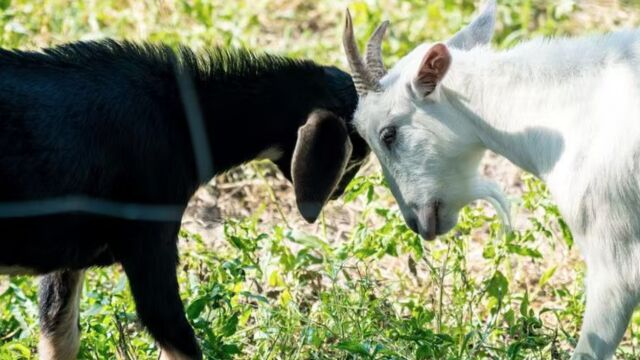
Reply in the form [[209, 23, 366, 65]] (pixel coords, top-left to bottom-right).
[[38, 270, 84, 360], [112, 231, 201, 360]]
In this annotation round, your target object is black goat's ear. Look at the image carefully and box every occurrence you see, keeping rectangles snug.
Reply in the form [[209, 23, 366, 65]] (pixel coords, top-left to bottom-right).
[[292, 109, 353, 223]]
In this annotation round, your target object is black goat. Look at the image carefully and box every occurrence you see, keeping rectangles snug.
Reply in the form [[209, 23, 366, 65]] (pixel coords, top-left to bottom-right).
[[0, 40, 368, 359]]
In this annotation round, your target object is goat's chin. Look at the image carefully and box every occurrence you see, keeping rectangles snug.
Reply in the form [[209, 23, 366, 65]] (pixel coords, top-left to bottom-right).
[[470, 178, 512, 231]]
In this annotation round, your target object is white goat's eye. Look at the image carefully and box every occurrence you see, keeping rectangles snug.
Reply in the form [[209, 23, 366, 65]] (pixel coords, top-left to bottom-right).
[[380, 126, 397, 148]]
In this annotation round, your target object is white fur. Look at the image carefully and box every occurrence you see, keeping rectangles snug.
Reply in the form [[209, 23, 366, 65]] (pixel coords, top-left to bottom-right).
[[39, 271, 84, 360], [353, 1, 640, 358]]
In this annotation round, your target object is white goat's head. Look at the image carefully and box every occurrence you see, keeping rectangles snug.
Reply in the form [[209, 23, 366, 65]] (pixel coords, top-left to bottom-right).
[[344, 1, 509, 240]]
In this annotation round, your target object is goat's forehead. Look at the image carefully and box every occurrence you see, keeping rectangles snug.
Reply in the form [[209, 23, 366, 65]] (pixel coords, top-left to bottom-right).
[[354, 95, 415, 143], [354, 92, 397, 134]]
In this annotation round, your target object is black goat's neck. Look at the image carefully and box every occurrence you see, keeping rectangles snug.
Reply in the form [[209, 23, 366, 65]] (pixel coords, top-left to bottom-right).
[[187, 58, 330, 177]]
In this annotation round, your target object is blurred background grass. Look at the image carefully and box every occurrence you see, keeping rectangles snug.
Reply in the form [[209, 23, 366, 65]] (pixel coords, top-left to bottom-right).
[[2, 0, 637, 68], [1, 0, 640, 359]]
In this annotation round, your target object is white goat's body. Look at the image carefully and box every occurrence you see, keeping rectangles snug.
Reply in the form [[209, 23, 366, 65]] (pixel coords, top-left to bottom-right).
[[348, 4, 640, 357], [445, 30, 640, 234], [442, 31, 640, 359]]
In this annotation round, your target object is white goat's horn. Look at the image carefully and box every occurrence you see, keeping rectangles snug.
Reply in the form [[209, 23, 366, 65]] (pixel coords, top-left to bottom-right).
[[343, 9, 381, 96], [365, 20, 389, 80]]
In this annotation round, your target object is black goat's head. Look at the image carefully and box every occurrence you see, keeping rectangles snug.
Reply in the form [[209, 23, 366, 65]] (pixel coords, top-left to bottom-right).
[[274, 66, 369, 223]]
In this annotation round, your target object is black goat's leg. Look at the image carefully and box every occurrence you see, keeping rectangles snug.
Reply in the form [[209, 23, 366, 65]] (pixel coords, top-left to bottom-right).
[[112, 234, 201, 360], [38, 270, 84, 360]]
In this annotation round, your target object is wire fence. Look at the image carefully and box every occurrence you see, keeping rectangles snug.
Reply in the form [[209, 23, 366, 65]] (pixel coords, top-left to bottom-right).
[[0, 52, 213, 221], [0, 196, 186, 221]]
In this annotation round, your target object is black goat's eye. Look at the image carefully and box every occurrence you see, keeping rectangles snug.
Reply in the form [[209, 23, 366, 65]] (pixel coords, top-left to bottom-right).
[[380, 126, 397, 148]]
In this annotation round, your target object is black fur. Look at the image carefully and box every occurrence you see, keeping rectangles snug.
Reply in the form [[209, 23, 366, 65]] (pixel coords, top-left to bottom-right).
[[0, 40, 368, 358]]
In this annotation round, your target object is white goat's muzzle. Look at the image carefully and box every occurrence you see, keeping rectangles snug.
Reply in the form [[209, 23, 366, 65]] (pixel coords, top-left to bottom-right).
[[416, 201, 440, 241]]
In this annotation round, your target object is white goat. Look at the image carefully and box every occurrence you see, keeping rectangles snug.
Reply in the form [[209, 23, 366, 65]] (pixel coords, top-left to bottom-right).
[[344, 1, 640, 359]]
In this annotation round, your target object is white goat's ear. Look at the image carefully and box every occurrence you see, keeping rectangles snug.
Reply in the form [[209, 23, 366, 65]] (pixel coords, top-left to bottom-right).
[[447, 0, 496, 50], [412, 43, 451, 97]]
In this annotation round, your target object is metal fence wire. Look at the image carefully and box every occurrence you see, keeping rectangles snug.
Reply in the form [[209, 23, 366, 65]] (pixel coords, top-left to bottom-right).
[[0, 52, 214, 221]]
